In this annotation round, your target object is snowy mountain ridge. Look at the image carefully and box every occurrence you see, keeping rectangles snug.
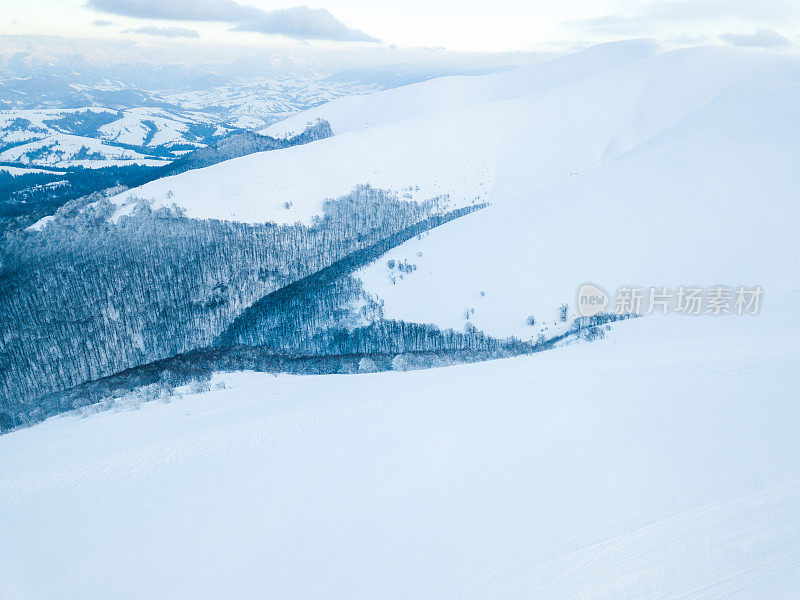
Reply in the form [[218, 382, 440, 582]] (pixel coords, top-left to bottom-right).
[[103, 41, 800, 337]]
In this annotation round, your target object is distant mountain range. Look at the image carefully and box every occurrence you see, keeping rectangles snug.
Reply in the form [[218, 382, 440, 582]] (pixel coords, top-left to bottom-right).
[[0, 76, 381, 171], [0, 35, 548, 174], [0, 107, 230, 168]]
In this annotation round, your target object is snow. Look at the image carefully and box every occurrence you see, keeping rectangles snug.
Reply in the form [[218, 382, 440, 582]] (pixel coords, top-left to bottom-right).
[[106, 43, 800, 339], [0, 133, 169, 168], [4, 41, 800, 596], [96, 107, 220, 148], [105, 40, 664, 222], [1, 298, 798, 599], [260, 39, 662, 139], [162, 75, 381, 130], [0, 106, 225, 168], [357, 113, 800, 338], [0, 165, 59, 176], [109, 113, 495, 224], [95, 111, 158, 147]]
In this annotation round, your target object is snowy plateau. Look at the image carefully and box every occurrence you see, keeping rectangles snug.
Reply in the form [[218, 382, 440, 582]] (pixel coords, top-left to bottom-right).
[[1, 38, 799, 600]]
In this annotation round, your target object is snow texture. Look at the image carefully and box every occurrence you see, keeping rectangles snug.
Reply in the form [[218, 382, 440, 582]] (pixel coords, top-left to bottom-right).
[[1, 300, 798, 599]]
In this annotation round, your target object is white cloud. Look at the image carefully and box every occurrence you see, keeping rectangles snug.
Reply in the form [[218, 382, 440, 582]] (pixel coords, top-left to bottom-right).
[[569, 0, 800, 36], [233, 7, 378, 42], [125, 25, 201, 38], [720, 29, 791, 47], [87, 0, 379, 42], [88, 0, 258, 21]]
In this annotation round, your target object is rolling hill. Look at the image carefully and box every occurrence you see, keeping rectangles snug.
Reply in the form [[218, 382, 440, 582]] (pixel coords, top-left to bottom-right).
[[3, 40, 798, 420], [107, 40, 800, 336], [2, 37, 800, 600]]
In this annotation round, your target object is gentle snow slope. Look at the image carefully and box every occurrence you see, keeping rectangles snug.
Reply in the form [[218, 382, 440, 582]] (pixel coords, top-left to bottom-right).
[[1, 302, 799, 599], [260, 40, 660, 138], [108, 43, 800, 231], [106, 40, 663, 223]]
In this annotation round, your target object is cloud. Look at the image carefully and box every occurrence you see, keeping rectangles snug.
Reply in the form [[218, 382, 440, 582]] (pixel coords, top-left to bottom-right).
[[720, 29, 791, 47], [234, 6, 378, 42], [93, 19, 114, 26], [570, 15, 640, 36], [87, 0, 379, 42], [87, 0, 257, 21], [645, 0, 799, 22], [126, 25, 201, 38], [569, 0, 800, 36]]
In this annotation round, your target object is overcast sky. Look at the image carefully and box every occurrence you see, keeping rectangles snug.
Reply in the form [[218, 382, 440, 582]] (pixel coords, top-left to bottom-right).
[[2, 0, 799, 52]]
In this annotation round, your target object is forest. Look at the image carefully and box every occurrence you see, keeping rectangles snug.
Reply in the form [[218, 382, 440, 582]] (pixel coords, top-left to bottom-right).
[[0, 185, 507, 427]]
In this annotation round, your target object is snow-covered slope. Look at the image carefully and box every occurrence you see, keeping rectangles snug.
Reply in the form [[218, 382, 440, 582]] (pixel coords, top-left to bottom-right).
[[0, 133, 170, 168], [5, 40, 800, 598], [110, 112, 495, 223], [0, 107, 230, 168], [260, 39, 662, 139], [94, 107, 223, 149], [107, 42, 800, 338], [1, 298, 798, 599], [0, 165, 57, 176], [106, 40, 664, 222], [358, 100, 800, 337], [162, 75, 381, 130]]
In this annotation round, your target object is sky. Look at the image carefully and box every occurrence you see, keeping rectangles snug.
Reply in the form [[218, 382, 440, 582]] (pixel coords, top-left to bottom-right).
[[1, 0, 799, 52]]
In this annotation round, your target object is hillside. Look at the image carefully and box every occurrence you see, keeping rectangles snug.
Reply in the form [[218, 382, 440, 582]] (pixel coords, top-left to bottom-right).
[[2, 32, 800, 600], [108, 41, 800, 335], [3, 40, 798, 423], [260, 39, 662, 138], [1, 297, 798, 599], [0, 107, 231, 168]]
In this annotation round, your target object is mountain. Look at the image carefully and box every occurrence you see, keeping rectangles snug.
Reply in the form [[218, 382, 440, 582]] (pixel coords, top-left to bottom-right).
[[0, 107, 230, 168], [108, 40, 800, 336], [152, 121, 334, 177], [1, 38, 799, 600], [159, 75, 381, 129], [260, 39, 662, 139], [0, 80, 370, 227], [0, 37, 554, 224], [2, 40, 799, 422], [323, 62, 511, 88], [0, 74, 166, 111]]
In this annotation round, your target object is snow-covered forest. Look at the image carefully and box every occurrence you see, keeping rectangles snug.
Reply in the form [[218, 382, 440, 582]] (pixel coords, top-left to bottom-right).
[[0, 186, 507, 426]]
